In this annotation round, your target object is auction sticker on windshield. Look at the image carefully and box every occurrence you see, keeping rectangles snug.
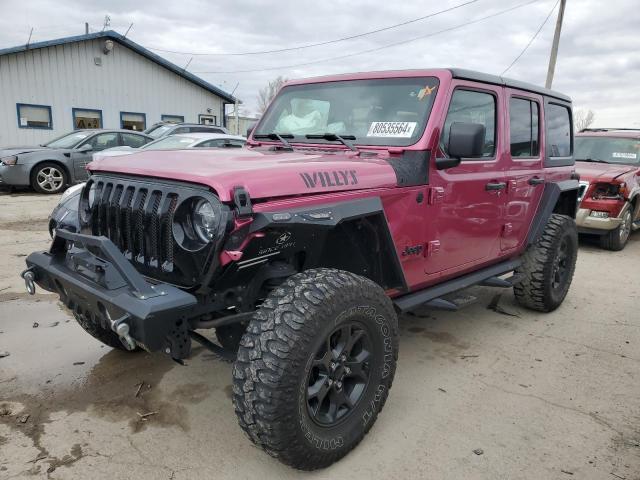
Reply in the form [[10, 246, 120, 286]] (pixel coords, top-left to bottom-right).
[[367, 121, 417, 138], [612, 152, 637, 159]]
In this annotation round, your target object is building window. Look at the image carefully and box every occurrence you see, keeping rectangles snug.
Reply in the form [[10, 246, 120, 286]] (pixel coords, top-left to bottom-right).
[[120, 112, 146, 131], [161, 114, 184, 123], [72, 108, 102, 129], [199, 114, 217, 126], [16, 103, 52, 129], [509, 97, 540, 157]]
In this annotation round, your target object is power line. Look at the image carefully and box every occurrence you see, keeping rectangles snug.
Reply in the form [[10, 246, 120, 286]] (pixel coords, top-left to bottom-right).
[[194, 0, 539, 75], [146, 0, 481, 56], [501, 0, 559, 76]]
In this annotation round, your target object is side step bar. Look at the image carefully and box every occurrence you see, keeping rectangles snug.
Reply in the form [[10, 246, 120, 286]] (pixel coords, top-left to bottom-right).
[[393, 259, 521, 313]]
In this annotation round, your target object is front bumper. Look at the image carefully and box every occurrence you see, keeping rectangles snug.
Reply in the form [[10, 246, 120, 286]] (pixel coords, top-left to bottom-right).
[[0, 164, 31, 186], [24, 230, 197, 358], [576, 207, 624, 234]]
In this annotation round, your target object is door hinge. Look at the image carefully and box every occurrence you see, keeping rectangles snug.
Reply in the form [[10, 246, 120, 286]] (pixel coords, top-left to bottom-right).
[[428, 187, 445, 205], [425, 240, 441, 256]]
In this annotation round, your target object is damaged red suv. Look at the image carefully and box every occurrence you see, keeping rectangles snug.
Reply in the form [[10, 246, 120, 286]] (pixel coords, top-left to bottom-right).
[[575, 128, 640, 250]]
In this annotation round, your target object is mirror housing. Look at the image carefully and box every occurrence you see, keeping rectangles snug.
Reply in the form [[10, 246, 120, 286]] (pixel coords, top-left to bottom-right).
[[76, 144, 93, 153], [447, 122, 485, 160]]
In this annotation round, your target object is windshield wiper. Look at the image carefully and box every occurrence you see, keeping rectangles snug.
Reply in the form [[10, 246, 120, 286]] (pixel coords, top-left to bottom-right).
[[253, 133, 294, 150], [305, 133, 357, 152], [576, 157, 609, 163]]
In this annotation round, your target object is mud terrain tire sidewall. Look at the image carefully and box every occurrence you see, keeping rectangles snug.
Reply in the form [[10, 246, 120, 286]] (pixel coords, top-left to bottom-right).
[[514, 214, 578, 312], [232, 268, 398, 470], [73, 311, 139, 352]]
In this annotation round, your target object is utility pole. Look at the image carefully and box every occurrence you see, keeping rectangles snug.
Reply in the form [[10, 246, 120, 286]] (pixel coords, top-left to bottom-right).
[[545, 0, 567, 89], [85, 22, 89, 34]]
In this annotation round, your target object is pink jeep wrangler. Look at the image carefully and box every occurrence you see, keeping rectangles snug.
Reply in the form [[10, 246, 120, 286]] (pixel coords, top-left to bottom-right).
[[24, 68, 580, 469]]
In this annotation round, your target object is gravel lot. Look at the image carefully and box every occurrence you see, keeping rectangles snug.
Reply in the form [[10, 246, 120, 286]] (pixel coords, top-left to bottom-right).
[[1, 189, 639, 479]]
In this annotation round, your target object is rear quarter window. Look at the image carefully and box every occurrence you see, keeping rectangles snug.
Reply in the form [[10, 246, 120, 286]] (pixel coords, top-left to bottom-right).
[[546, 103, 572, 157]]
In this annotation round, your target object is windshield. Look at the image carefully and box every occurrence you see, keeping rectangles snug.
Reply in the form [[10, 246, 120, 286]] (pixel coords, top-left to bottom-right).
[[143, 136, 199, 150], [575, 136, 640, 165], [145, 124, 174, 138], [45, 131, 93, 149], [254, 77, 439, 147]]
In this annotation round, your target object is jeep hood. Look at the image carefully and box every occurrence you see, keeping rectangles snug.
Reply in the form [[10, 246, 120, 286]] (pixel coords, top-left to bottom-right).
[[88, 148, 398, 201], [575, 161, 636, 182]]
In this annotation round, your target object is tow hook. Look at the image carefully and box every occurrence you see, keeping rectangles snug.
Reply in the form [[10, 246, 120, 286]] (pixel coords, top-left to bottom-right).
[[21, 268, 36, 295], [108, 312, 136, 351]]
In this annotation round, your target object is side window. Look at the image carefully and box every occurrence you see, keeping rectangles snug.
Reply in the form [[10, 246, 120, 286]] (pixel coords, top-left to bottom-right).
[[442, 89, 496, 158], [509, 98, 540, 157], [120, 133, 149, 148], [172, 127, 188, 134], [198, 139, 245, 148], [190, 127, 224, 134], [83, 133, 118, 151], [546, 103, 572, 157]]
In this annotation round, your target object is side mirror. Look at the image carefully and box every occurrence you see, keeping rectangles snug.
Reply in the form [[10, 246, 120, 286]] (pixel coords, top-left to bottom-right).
[[436, 122, 486, 170], [76, 144, 93, 153]]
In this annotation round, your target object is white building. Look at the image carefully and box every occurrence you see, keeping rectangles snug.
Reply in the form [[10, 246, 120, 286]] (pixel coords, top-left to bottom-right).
[[0, 30, 237, 145]]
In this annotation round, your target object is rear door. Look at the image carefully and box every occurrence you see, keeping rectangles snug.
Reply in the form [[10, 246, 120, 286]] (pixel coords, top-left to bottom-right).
[[425, 81, 507, 274], [501, 91, 545, 251]]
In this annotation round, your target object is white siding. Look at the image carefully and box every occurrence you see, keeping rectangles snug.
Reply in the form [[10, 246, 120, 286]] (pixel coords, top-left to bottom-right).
[[0, 38, 227, 145]]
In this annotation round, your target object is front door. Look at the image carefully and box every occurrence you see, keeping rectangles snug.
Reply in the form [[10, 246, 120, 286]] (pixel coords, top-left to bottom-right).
[[72, 132, 119, 180], [424, 82, 506, 275]]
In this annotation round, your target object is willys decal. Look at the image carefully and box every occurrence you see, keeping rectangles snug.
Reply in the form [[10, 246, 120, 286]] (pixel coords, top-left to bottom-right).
[[300, 170, 358, 189]]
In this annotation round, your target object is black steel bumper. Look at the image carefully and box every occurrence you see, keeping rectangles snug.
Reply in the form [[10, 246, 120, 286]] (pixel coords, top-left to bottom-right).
[[24, 229, 197, 357]]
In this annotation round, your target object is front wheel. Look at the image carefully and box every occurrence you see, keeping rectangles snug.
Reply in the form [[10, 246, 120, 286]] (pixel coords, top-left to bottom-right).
[[232, 268, 398, 470], [600, 205, 633, 251], [31, 162, 67, 194], [514, 214, 578, 312]]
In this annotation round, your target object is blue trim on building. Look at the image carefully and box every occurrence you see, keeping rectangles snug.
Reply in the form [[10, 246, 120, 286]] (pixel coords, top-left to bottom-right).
[[71, 107, 103, 129], [161, 114, 185, 123], [0, 30, 237, 104], [16, 103, 53, 130], [120, 111, 147, 131]]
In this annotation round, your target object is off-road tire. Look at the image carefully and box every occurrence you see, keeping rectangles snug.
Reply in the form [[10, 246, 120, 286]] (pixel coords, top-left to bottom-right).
[[514, 214, 578, 312], [232, 268, 398, 470], [31, 162, 68, 194], [599, 204, 632, 251], [73, 311, 139, 352]]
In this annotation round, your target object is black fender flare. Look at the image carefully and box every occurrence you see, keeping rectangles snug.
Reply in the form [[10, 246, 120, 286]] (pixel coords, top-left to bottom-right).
[[527, 179, 580, 246]]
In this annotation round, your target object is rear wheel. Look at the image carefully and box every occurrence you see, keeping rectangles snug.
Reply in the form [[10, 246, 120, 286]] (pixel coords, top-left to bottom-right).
[[31, 162, 67, 194], [599, 205, 632, 251], [514, 214, 578, 312], [232, 268, 398, 470]]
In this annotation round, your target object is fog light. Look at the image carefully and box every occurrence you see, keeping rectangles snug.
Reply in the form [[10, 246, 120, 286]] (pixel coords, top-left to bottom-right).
[[589, 210, 609, 218]]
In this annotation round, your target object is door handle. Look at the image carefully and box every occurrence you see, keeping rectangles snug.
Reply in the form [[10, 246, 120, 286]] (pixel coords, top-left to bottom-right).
[[528, 177, 545, 186], [485, 182, 507, 191]]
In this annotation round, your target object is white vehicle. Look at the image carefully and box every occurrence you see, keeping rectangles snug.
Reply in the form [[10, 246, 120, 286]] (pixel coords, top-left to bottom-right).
[[96, 132, 247, 158]]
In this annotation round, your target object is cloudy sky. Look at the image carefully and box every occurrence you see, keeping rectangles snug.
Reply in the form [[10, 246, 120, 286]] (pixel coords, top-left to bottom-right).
[[1, 0, 638, 126]]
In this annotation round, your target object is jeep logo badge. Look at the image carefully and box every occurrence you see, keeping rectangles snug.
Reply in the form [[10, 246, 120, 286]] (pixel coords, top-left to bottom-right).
[[276, 232, 292, 245]]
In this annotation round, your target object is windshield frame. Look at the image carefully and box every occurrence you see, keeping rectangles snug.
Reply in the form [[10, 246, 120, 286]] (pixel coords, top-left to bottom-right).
[[44, 131, 96, 149], [574, 135, 640, 166], [253, 76, 440, 148]]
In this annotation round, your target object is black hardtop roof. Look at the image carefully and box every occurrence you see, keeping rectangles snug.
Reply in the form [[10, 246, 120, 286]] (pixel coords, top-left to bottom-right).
[[449, 68, 571, 103]]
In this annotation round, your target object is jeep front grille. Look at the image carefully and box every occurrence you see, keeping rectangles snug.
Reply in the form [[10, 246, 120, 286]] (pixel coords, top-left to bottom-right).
[[89, 179, 179, 274], [81, 175, 224, 287]]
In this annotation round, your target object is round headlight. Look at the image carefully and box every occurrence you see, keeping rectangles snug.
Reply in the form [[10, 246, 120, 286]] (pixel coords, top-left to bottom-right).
[[193, 199, 217, 242]]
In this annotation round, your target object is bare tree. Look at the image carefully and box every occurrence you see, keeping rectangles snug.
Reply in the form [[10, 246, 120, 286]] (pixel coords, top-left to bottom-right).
[[257, 76, 287, 114], [574, 109, 595, 132]]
